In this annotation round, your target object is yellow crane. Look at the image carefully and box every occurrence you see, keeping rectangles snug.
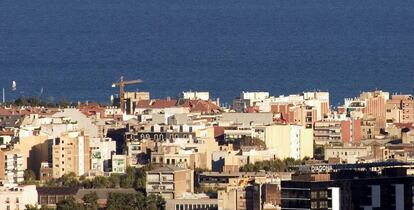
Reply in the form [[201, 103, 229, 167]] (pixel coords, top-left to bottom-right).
[[112, 76, 143, 113]]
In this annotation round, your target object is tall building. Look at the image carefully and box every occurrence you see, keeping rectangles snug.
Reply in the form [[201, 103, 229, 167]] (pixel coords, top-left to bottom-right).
[[89, 137, 116, 173], [264, 124, 313, 159], [281, 162, 414, 210], [52, 131, 90, 178], [387, 94, 414, 124], [314, 119, 361, 145], [146, 166, 194, 199], [0, 149, 24, 184]]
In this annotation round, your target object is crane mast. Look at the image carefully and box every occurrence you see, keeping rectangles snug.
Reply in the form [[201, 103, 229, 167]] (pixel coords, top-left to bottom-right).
[[112, 76, 143, 113]]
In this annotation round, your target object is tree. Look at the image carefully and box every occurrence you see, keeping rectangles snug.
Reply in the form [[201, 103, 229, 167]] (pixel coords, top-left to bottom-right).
[[120, 167, 135, 188], [108, 173, 121, 188], [133, 168, 147, 191], [57, 196, 84, 210], [106, 192, 165, 210], [93, 176, 110, 188], [23, 169, 37, 185], [239, 157, 307, 172], [25, 205, 39, 210], [83, 192, 98, 210], [59, 97, 70, 108], [25, 205, 54, 210], [60, 172, 80, 187], [107, 193, 136, 210]]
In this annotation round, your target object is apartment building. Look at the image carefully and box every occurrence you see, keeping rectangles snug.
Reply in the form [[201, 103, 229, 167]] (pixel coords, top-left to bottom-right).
[[0, 185, 38, 210], [264, 124, 313, 159], [89, 137, 116, 172], [181, 91, 210, 101], [314, 119, 361, 145], [52, 131, 90, 178], [324, 146, 370, 163], [387, 94, 414, 124], [0, 149, 24, 184], [146, 166, 194, 199], [281, 163, 413, 210], [111, 154, 126, 174]]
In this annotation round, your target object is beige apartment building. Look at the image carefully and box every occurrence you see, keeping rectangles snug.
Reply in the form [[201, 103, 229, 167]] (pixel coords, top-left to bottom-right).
[[52, 131, 90, 178], [387, 95, 414, 124], [264, 124, 313, 160], [13, 135, 50, 178], [146, 166, 194, 199]]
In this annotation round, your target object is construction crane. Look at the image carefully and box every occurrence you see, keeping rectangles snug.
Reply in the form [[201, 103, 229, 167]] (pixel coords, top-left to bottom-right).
[[112, 76, 143, 113]]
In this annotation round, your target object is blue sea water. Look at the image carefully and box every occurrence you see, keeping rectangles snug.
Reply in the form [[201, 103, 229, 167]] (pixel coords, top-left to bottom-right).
[[0, 0, 413, 106]]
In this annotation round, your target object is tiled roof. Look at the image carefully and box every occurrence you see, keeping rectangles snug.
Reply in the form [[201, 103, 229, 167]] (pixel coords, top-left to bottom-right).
[[37, 187, 79, 195], [75, 188, 138, 200]]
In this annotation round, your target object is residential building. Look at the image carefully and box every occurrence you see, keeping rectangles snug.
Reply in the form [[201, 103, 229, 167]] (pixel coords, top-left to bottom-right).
[[0, 185, 38, 210], [37, 187, 79, 208], [219, 113, 274, 126], [166, 193, 218, 210], [0, 149, 24, 184], [40, 162, 53, 182], [146, 166, 194, 199], [264, 124, 313, 159], [313, 119, 361, 145], [181, 91, 210, 101], [90, 137, 116, 172], [13, 135, 51, 179], [111, 154, 126, 174], [281, 162, 414, 210], [324, 146, 370, 163], [52, 131, 90, 178], [52, 108, 100, 138], [387, 95, 414, 124]]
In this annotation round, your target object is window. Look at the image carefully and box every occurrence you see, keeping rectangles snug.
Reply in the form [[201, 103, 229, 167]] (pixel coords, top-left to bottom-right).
[[319, 191, 328, 198], [320, 201, 328, 208], [311, 191, 318, 199], [311, 201, 318, 208]]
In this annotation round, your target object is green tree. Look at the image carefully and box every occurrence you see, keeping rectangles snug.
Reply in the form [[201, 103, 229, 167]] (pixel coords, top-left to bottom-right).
[[14, 97, 28, 106], [25, 205, 54, 210], [93, 176, 110, 188], [120, 167, 135, 188], [108, 173, 121, 188], [25, 205, 39, 210], [106, 192, 165, 210], [23, 169, 37, 185], [59, 97, 70, 108], [60, 172, 80, 187], [107, 193, 135, 210], [133, 168, 147, 191], [83, 192, 98, 210], [57, 196, 84, 210]]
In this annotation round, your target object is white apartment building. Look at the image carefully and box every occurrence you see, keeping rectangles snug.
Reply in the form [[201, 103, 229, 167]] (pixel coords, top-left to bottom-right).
[[0, 185, 38, 210]]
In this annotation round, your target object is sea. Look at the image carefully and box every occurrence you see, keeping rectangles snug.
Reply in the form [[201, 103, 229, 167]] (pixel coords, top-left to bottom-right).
[[0, 0, 413, 107]]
